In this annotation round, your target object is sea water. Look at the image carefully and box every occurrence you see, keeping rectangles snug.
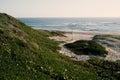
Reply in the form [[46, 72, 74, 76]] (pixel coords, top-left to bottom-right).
[[18, 18, 120, 33]]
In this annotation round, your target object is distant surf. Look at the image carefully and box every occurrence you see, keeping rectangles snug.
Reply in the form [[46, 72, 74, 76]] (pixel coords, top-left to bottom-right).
[[18, 18, 120, 33]]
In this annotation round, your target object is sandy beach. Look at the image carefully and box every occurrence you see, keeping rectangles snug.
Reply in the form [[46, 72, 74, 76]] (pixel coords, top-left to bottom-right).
[[49, 30, 120, 61]]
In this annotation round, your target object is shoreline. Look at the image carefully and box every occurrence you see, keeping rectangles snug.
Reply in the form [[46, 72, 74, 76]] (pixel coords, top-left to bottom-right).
[[34, 28, 120, 35]]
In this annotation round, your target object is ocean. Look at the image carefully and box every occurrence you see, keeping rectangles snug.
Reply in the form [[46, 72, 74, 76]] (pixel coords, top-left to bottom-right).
[[18, 18, 120, 33]]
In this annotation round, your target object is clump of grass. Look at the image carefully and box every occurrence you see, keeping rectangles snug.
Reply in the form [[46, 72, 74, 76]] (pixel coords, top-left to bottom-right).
[[49, 31, 65, 37], [65, 40, 108, 57], [93, 35, 120, 40]]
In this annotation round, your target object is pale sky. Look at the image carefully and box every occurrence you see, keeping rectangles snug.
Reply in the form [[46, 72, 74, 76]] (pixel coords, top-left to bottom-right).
[[0, 0, 120, 17]]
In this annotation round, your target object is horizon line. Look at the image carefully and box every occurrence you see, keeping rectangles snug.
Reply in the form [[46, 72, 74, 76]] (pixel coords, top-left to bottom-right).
[[16, 16, 120, 18]]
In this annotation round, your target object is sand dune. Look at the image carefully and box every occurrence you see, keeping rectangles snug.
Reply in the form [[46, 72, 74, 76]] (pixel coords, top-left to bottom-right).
[[49, 31, 120, 61]]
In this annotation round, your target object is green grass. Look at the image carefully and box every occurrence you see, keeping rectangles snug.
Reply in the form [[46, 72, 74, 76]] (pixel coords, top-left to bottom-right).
[[65, 40, 108, 57], [87, 58, 120, 80], [0, 13, 120, 80], [48, 31, 65, 37], [93, 35, 120, 40]]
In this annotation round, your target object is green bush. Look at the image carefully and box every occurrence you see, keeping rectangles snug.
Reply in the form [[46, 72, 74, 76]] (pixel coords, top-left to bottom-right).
[[65, 40, 108, 56]]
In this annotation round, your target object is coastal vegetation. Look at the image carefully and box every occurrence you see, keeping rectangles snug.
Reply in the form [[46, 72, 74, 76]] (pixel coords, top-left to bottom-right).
[[65, 40, 108, 57], [49, 31, 65, 37], [0, 13, 120, 80], [93, 35, 120, 40]]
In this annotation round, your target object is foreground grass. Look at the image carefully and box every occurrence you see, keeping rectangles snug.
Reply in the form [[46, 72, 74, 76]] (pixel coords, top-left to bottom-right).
[[0, 13, 120, 80]]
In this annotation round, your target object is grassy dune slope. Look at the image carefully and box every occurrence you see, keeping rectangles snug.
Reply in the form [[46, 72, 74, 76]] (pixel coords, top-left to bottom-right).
[[0, 13, 101, 80]]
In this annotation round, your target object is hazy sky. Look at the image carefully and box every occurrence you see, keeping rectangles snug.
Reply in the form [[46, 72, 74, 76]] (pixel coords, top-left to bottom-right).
[[0, 0, 120, 17]]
